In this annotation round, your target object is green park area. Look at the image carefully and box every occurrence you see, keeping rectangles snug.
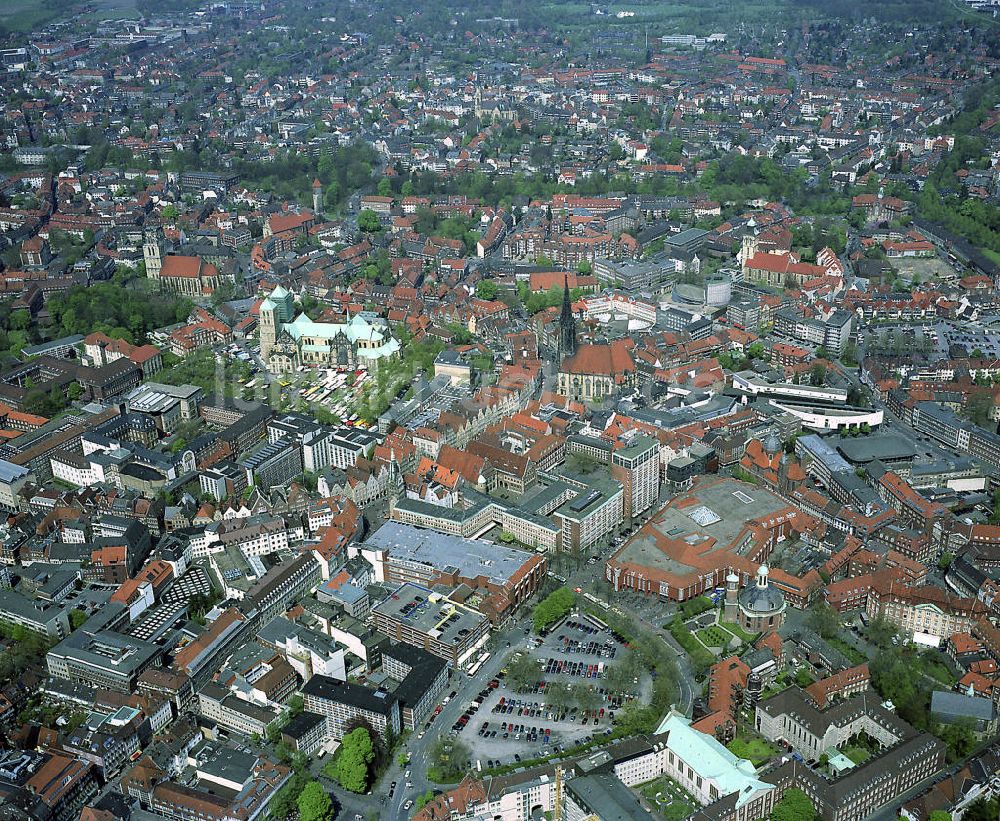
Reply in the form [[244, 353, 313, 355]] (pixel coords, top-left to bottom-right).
[[696, 625, 734, 648], [727, 735, 779, 767], [638, 776, 699, 821]]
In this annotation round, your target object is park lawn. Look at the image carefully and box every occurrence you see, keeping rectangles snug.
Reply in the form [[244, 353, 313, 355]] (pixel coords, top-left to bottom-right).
[[826, 636, 867, 666], [679, 595, 715, 619], [638, 776, 698, 821], [727, 736, 778, 766], [697, 626, 732, 648], [841, 745, 871, 765], [720, 621, 758, 643], [922, 657, 958, 687], [794, 668, 816, 688]]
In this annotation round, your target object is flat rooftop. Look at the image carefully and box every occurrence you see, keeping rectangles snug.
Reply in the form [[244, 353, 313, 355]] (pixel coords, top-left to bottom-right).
[[365, 521, 535, 587], [372, 582, 486, 646], [836, 433, 917, 465]]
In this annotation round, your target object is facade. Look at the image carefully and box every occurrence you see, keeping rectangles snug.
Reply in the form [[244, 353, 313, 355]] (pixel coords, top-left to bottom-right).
[[729, 565, 787, 633], [144, 241, 230, 296], [47, 627, 162, 692], [610, 433, 659, 520], [606, 478, 810, 602], [370, 582, 490, 667], [757, 686, 922, 760], [382, 643, 449, 731], [239, 438, 303, 490], [242, 553, 323, 624], [550, 476, 624, 554], [301, 674, 402, 741], [126, 383, 204, 434], [197, 682, 279, 737], [557, 341, 637, 402], [0, 588, 70, 639], [654, 713, 777, 819], [748, 690, 947, 821], [362, 522, 547, 616], [558, 276, 577, 362], [866, 575, 985, 641], [0, 459, 31, 511]]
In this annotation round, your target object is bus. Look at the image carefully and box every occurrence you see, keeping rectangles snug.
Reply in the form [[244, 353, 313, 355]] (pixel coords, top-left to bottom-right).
[[467, 652, 491, 677]]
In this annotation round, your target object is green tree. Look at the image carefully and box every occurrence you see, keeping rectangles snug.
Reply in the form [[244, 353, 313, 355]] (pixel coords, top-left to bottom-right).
[[807, 601, 840, 640], [866, 616, 897, 649], [965, 797, 1000, 821], [533, 587, 575, 633], [477, 280, 498, 300], [297, 781, 333, 821], [331, 727, 375, 793], [964, 393, 994, 428], [358, 208, 381, 233], [769, 788, 817, 821], [377, 177, 392, 198], [505, 653, 542, 692], [427, 736, 470, 782]]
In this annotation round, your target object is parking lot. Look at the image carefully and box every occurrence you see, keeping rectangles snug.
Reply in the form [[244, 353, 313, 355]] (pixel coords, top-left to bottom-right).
[[451, 612, 646, 768]]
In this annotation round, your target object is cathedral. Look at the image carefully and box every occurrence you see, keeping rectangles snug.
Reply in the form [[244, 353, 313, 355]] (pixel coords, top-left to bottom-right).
[[258, 285, 400, 374]]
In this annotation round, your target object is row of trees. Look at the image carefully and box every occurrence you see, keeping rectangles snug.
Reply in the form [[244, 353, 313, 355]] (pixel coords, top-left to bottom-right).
[[532, 587, 576, 634]]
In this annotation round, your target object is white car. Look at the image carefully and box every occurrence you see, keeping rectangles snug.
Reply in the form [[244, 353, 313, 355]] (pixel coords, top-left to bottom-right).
[[405, 770, 411, 779], [403, 800, 413, 810]]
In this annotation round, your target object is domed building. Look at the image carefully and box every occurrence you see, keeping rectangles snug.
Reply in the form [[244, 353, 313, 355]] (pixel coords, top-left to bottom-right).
[[727, 565, 786, 633]]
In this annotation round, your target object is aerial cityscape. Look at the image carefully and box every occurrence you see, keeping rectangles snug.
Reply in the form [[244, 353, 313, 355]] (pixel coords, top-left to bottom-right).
[[1, 1, 1000, 820]]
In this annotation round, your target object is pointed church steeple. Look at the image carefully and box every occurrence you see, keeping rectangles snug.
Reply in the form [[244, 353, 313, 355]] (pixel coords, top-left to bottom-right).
[[558, 273, 577, 362]]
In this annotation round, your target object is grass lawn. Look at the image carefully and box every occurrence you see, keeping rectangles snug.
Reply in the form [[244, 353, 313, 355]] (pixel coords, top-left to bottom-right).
[[826, 636, 867, 666], [720, 621, 759, 643], [727, 736, 778, 766], [841, 745, 871, 765], [0, 0, 64, 31], [697, 626, 733, 648], [922, 657, 957, 687], [794, 668, 816, 688], [638, 776, 698, 821], [0, 0, 139, 32], [679, 595, 715, 619], [982, 248, 1000, 265]]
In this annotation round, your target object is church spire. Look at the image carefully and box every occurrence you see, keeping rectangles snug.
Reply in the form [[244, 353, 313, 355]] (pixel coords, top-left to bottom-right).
[[558, 273, 577, 362]]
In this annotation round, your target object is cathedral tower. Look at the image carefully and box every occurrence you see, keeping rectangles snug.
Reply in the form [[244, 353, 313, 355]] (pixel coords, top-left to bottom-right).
[[259, 297, 278, 361], [143, 231, 162, 281]]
